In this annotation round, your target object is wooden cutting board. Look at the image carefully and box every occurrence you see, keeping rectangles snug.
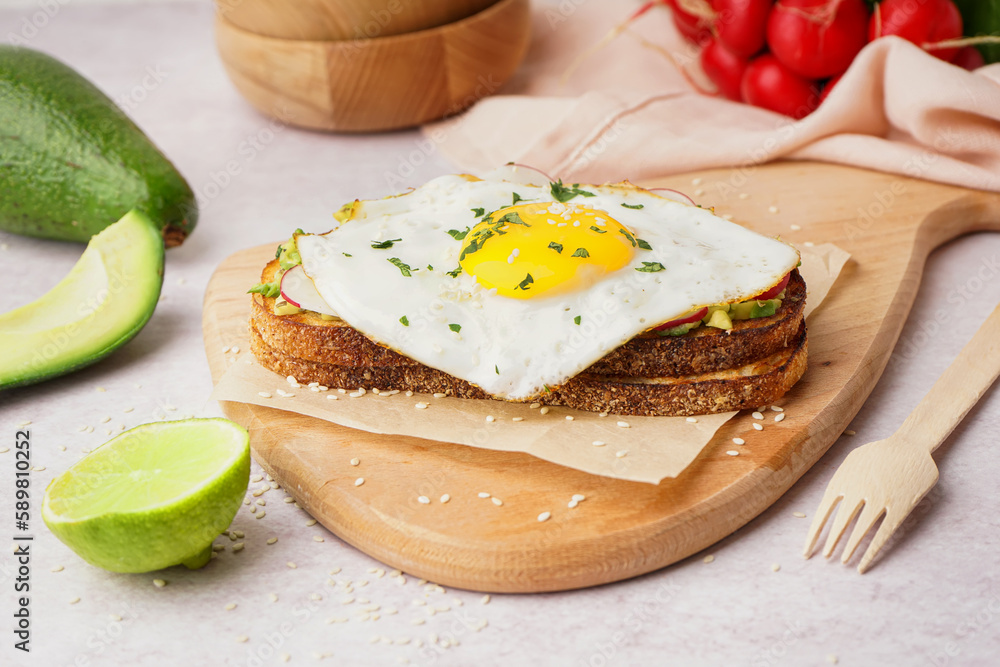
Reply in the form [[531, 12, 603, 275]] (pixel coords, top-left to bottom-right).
[[202, 161, 1000, 593]]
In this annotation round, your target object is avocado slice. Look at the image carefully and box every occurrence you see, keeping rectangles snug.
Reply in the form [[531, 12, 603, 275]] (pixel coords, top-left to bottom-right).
[[0, 210, 164, 389], [0, 46, 196, 246]]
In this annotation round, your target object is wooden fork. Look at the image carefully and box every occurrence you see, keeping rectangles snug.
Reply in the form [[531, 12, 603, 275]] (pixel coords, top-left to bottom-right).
[[804, 301, 1000, 573]]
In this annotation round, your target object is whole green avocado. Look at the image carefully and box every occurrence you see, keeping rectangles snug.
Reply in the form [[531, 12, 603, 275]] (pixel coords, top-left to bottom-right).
[[0, 45, 196, 245]]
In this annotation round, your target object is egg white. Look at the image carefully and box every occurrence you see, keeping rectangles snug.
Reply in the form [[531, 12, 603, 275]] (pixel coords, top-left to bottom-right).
[[295, 172, 799, 400]]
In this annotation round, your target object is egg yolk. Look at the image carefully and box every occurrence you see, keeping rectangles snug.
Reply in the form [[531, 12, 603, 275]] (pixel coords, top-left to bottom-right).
[[459, 202, 637, 299]]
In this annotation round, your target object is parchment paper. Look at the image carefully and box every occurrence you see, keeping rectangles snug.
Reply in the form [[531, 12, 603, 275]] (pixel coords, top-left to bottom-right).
[[211, 244, 849, 484]]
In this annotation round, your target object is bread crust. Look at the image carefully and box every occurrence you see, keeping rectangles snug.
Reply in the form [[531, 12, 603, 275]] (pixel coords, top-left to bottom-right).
[[252, 261, 806, 378]]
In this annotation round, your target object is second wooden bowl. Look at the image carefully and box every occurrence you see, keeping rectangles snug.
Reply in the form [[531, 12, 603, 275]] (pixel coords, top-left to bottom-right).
[[215, 0, 530, 132]]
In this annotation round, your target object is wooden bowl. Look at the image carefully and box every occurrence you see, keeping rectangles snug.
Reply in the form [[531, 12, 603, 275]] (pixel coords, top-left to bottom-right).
[[215, 0, 500, 41], [215, 0, 530, 132]]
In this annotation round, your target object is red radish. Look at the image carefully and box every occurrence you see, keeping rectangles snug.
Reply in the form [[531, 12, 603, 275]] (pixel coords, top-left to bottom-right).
[[819, 72, 843, 103], [701, 38, 750, 101], [953, 46, 985, 71], [712, 0, 772, 58], [280, 265, 337, 315], [666, 0, 714, 44], [741, 54, 820, 118], [767, 0, 870, 79], [655, 307, 709, 331], [648, 188, 697, 205], [870, 0, 963, 62], [753, 272, 791, 300]]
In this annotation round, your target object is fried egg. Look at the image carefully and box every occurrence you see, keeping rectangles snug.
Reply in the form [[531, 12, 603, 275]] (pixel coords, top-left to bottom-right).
[[293, 167, 799, 400]]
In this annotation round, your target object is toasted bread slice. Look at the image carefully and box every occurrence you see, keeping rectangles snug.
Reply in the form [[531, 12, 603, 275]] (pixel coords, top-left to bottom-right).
[[252, 260, 806, 378], [249, 319, 807, 416]]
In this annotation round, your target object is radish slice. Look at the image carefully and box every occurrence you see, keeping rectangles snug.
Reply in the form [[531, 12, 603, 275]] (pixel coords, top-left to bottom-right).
[[647, 188, 697, 206], [481, 164, 554, 187], [280, 265, 338, 316]]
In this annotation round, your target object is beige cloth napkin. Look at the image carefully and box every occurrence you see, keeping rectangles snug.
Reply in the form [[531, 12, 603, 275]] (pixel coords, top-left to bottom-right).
[[426, 1, 1000, 190]]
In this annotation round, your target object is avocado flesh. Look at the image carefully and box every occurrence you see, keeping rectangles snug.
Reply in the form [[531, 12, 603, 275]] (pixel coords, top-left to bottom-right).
[[0, 210, 164, 389], [0, 46, 196, 246]]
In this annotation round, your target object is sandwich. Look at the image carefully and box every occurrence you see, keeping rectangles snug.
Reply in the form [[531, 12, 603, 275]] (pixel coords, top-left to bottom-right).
[[248, 167, 807, 417]]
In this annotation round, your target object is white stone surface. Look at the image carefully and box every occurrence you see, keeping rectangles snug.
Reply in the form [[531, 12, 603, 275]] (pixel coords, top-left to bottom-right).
[[2, 2, 1000, 666]]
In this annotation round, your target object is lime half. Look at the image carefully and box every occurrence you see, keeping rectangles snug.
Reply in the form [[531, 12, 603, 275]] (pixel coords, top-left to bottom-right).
[[42, 418, 250, 573]]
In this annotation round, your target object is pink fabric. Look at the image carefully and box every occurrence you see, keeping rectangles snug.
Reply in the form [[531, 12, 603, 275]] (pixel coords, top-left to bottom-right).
[[425, 1, 1000, 191]]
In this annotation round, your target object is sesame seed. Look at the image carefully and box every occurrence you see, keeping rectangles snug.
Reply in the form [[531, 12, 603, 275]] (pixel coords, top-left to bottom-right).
[[565, 415, 574, 421], [691, 177, 702, 185], [69, 597, 80, 605], [592, 440, 606, 447], [355, 478, 365, 486], [703, 555, 715, 564], [686, 417, 697, 423], [269, 593, 279, 602], [327, 394, 338, 400], [540, 406, 550, 415], [225, 603, 237, 611], [350, 390, 363, 398], [599, 412, 608, 417], [771, 563, 781, 572], [267, 537, 278, 545], [537, 511, 551, 522], [51, 565, 64, 572], [568, 500, 578, 508], [256, 511, 266, 519], [415, 402, 428, 409], [485, 415, 495, 423], [433, 392, 446, 398], [406, 391, 413, 397], [313, 536, 324, 543], [96, 386, 106, 392], [768, 205, 779, 213], [572, 494, 585, 501], [793, 512, 807, 518], [418, 496, 430, 504], [440, 494, 450, 503], [752, 411, 764, 420], [77, 425, 88, 432], [100, 416, 111, 424], [251, 474, 263, 482], [617, 421, 630, 428], [732, 437, 745, 445], [32, 466, 45, 471], [753, 423, 764, 431], [529, 403, 540, 409], [256, 499, 265, 506], [512, 417, 524, 422], [827, 654, 839, 665], [287, 375, 297, 384], [350, 458, 360, 466], [123, 407, 134, 413], [844, 429, 856, 436], [774, 413, 785, 422], [726, 450, 740, 456], [411, 618, 426, 625], [491, 497, 503, 506], [694, 189, 705, 196], [153, 579, 167, 588], [804, 241, 815, 247], [287, 562, 297, 569], [279, 654, 290, 663], [326, 617, 348, 624], [790, 224, 802, 231], [615, 450, 628, 458], [478, 492, 490, 498], [481, 595, 491, 605], [233, 542, 247, 552]]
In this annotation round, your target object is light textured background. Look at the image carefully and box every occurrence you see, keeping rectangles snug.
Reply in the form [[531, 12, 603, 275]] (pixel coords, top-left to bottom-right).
[[2, 2, 1000, 666]]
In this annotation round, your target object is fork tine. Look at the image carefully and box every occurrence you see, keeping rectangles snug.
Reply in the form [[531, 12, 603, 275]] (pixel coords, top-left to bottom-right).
[[822, 497, 865, 559], [840, 503, 886, 564], [858, 509, 908, 574], [803, 488, 842, 558]]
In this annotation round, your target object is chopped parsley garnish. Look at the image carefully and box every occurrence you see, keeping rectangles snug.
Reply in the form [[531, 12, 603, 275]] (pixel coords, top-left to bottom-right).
[[548, 242, 564, 253], [550, 180, 596, 202], [399, 315, 409, 326], [458, 211, 528, 261], [371, 238, 401, 249], [495, 210, 529, 227], [471, 207, 485, 217], [448, 323, 462, 333], [447, 228, 470, 240], [512, 192, 523, 205], [619, 228, 637, 247], [446, 266, 462, 278], [636, 238, 652, 250], [247, 281, 281, 298], [589, 226, 607, 234], [342, 252, 353, 258], [574, 315, 582, 325], [621, 202, 644, 209], [388, 257, 412, 276], [515, 273, 534, 291], [635, 261, 666, 273], [571, 247, 591, 258], [495, 365, 500, 375], [427, 264, 434, 271]]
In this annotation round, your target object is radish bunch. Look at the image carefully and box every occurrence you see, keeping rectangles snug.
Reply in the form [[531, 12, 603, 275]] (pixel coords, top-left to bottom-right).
[[656, 0, 981, 118]]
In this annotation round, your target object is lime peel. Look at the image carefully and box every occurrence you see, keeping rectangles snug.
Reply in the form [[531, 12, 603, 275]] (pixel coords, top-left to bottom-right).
[[42, 418, 250, 573]]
